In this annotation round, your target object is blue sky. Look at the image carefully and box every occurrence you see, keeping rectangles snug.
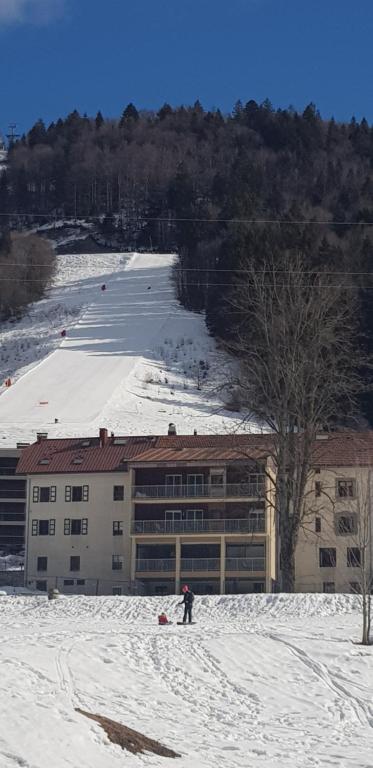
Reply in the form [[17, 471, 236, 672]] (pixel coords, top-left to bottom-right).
[[0, 0, 372, 137]]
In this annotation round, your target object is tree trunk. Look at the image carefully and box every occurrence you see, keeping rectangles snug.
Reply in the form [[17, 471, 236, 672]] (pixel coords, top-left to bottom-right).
[[280, 535, 296, 592]]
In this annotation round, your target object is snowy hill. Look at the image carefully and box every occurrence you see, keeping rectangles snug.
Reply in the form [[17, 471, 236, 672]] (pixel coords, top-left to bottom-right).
[[0, 593, 370, 768], [0, 252, 250, 447]]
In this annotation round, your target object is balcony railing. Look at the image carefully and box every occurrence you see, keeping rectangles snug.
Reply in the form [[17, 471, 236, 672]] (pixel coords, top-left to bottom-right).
[[132, 480, 265, 500], [225, 557, 265, 572], [135, 557, 265, 573], [181, 558, 220, 572], [132, 517, 265, 535], [136, 558, 176, 573]]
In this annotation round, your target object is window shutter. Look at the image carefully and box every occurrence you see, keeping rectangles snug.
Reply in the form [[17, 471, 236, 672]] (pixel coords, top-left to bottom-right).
[[31, 520, 38, 536], [65, 486, 71, 502], [82, 485, 89, 502], [32, 487, 39, 503], [50, 486, 56, 502], [82, 518, 88, 535], [49, 519, 56, 535], [64, 518, 71, 535]]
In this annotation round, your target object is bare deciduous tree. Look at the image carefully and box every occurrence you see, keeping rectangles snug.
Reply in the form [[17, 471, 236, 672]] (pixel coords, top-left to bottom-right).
[[0, 232, 55, 320], [226, 252, 368, 592]]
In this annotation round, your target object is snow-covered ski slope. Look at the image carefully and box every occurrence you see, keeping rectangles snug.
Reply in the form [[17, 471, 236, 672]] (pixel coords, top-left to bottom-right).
[[0, 252, 247, 446], [0, 593, 371, 768]]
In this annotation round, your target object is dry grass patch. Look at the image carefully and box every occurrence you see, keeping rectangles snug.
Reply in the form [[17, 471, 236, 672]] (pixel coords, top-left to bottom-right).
[[76, 708, 180, 758]]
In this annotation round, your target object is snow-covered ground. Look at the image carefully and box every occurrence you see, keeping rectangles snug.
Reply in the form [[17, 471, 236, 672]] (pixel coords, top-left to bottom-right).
[[0, 593, 371, 768], [0, 252, 249, 447]]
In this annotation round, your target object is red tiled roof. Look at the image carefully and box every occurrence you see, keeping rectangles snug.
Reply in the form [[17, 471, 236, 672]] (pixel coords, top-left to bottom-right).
[[15, 430, 373, 475], [15, 432, 271, 474], [130, 434, 272, 464], [311, 432, 373, 468], [16, 435, 156, 475]]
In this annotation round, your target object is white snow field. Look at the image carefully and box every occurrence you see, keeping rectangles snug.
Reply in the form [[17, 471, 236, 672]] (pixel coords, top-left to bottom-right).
[[0, 252, 245, 447], [0, 594, 371, 768]]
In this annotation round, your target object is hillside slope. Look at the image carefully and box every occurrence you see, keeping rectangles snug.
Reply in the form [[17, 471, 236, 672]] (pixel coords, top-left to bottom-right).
[[0, 593, 370, 768], [0, 252, 246, 446]]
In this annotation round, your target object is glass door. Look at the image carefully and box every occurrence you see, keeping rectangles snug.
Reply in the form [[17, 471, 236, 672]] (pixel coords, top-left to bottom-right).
[[165, 474, 182, 497], [210, 470, 225, 497], [185, 509, 204, 532], [165, 509, 182, 532], [187, 474, 204, 497]]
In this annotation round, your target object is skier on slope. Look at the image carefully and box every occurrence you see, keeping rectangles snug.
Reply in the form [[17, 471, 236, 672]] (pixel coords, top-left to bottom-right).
[[179, 584, 194, 624]]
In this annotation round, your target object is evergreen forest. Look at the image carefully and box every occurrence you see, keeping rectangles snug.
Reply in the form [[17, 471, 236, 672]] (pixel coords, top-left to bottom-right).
[[3, 99, 373, 417]]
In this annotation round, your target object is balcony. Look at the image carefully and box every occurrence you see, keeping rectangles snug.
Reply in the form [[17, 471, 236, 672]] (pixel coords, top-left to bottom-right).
[[225, 557, 265, 572], [135, 557, 265, 573], [132, 480, 265, 501], [136, 558, 176, 573], [181, 558, 220, 572], [132, 517, 265, 535]]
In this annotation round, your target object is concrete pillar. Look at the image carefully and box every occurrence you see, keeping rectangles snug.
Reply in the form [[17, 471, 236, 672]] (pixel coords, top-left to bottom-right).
[[175, 537, 181, 595], [130, 537, 137, 583], [220, 535, 225, 594]]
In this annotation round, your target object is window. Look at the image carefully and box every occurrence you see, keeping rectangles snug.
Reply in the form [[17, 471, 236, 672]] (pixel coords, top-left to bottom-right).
[[336, 513, 357, 535], [36, 580, 47, 591], [65, 485, 89, 502], [315, 517, 321, 533], [336, 479, 355, 499], [226, 543, 265, 558], [112, 586, 122, 595], [64, 518, 88, 535], [315, 481, 322, 498], [33, 486, 56, 503], [187, 474, 204, 495], [165, 475, 182, 496], [32, 519, 55, 536], [70, 556, 80, 572], [112, 555, 123, 571], [210, 471, 225, 496], [350, 582, 361, 594], [323, 582, 335, 593], [64, 579, 74, 586], [347, 547, 361, 567], [319, 548, 336, 567], [77, 579, 85, 586], [113, 485, 124, 501], [113, 521, 123, 536], [37, 556, 48, 572]]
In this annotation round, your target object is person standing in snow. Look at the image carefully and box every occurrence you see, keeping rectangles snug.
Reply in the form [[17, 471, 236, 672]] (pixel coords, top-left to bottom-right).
[[179, 584, 194, 624]]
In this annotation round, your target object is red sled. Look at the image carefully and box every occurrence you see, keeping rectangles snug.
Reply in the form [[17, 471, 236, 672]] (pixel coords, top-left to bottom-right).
[[158, 614, 171, 625]]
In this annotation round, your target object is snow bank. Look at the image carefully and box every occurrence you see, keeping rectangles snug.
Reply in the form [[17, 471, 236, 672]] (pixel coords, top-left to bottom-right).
[[0, 592, 360, 623]]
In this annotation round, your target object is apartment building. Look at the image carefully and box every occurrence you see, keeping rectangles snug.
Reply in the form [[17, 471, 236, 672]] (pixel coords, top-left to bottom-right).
[[295, 433, 373, 594], [16, 427, 373, 596], [17, 428, 276, 595], [0, 447, 27, 553]]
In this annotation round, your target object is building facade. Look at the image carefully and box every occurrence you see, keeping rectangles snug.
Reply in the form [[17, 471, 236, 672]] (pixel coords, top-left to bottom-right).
[[0, 448, 26, 553], [295, 434, 373, 594], [16, 428, 373, 596], [17, 429, 276, 595]]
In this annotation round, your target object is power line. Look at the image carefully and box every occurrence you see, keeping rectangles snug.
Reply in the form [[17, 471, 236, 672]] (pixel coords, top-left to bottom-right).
[[2, 260, 373, 278], [1, 211, 373, 226], [0, 276, 367, 289]]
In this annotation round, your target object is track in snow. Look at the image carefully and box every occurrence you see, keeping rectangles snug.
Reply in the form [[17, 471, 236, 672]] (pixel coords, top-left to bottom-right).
[[0, 594, 370, 768]]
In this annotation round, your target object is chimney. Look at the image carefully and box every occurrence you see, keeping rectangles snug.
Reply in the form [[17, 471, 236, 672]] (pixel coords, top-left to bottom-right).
[[36, 432, 48, 443], [99, 427, 108, 447], [168, 423, 176, 436], [193, 429, 198, 436]]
